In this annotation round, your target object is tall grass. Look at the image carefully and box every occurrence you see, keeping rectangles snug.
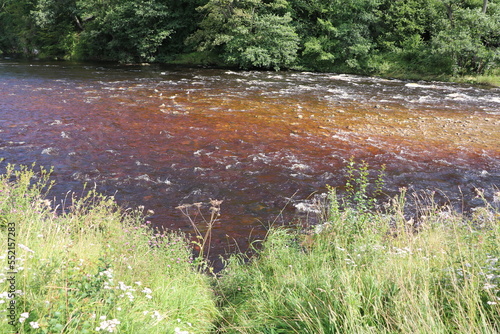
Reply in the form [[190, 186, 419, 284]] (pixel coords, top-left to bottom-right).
[[0, 164, 217, 333], [215, 180, 500, 333]]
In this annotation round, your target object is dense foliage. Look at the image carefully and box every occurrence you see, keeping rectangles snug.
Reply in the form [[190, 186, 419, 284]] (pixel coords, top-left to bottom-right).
[[0, 0, 499, 74]]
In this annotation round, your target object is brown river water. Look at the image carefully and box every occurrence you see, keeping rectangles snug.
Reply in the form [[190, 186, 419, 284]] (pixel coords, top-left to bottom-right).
[[1, 61, 499, 261]]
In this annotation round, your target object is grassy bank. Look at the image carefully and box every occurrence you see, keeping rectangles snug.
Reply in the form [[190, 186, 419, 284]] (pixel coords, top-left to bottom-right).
[[215, 187, 500, 333], [0, 164, 217, 333], [1, 164, 499, 333]]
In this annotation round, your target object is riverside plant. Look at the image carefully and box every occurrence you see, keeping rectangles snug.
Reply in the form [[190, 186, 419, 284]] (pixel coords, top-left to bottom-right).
[[214, 165, 500, 333], [176, 199, 223, 273], [0, 164, 217, 334]]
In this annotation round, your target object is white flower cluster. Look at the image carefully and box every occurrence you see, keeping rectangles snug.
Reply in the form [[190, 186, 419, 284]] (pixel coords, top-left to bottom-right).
[[19, 312, 29, 323], [96, 316, 121, 332]]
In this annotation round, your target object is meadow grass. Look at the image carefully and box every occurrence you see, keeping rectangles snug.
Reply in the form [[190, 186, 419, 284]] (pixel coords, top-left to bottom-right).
[[0, 164, 217, 333], [1, 163, 499, 333], [214, 186, 500, 333]]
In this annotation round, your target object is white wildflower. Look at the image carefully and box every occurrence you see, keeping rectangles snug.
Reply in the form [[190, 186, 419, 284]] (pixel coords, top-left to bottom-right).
[[118, 281, 131, 291], [96, 318, 120, 332], [99, 269, 113, 279], [174, 327, 190, 334], [29, 321, 40, 329], [19, 312, 29, 323], [151, 311, 162, 320]]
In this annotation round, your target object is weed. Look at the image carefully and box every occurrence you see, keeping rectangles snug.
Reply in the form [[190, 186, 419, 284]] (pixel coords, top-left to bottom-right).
[[176, 199, 223, 273]]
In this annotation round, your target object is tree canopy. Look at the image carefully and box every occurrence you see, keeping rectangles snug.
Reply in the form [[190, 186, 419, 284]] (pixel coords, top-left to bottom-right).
[[0, 0, 498, 75]]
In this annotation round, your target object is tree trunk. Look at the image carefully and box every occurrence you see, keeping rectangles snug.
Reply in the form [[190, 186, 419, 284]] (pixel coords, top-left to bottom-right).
[[482, 0, 488, 14]]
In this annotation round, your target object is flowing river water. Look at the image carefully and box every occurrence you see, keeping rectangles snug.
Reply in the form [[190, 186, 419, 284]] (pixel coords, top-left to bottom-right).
[[1, 61, 499, 261]]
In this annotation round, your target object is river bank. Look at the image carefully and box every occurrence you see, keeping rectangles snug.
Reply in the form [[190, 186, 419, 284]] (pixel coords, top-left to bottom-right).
[[164, 52, 500, 88], [1, 165, 499, 333], [4, 56, 500, 87]]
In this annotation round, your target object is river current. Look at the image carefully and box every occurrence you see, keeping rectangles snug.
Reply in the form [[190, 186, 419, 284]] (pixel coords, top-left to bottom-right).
[[1, 60, 499, 258]]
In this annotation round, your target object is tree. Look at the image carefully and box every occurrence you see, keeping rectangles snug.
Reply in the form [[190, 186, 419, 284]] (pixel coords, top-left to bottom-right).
[[189, 0, 300, 70], [30, 0, 80, 59], [0, 0, 37, 56], [76, 0, 173, 62], [290, 0, 382, 72], [431, 0, 500, 74]]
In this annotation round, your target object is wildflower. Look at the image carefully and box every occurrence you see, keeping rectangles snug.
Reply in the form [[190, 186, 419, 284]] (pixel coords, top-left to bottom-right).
[[125, 292, 134, 301], [151, 311, 162, 320], [99, 269, 113, 279], [96, 318, 120, 332], [142, 287, 152, 295], [30, 321, 40, 329], [19, 312, 29, 323], [487, 301, 497, 305], [174, 328, 190, 334], [118, 281, 132, 291]]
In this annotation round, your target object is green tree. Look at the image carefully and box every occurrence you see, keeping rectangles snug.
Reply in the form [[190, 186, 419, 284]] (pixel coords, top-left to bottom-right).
[[189, 0, 300, 70], [431, 0, 500, 74], [30, 0, 80, 59], [290, 0, 382, 72], [76, 0, 173, 62], [0, 0, 37, 56]]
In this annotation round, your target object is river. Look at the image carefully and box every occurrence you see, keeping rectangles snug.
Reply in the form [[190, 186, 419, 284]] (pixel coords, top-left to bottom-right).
[[1, 60, 499, 260]]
